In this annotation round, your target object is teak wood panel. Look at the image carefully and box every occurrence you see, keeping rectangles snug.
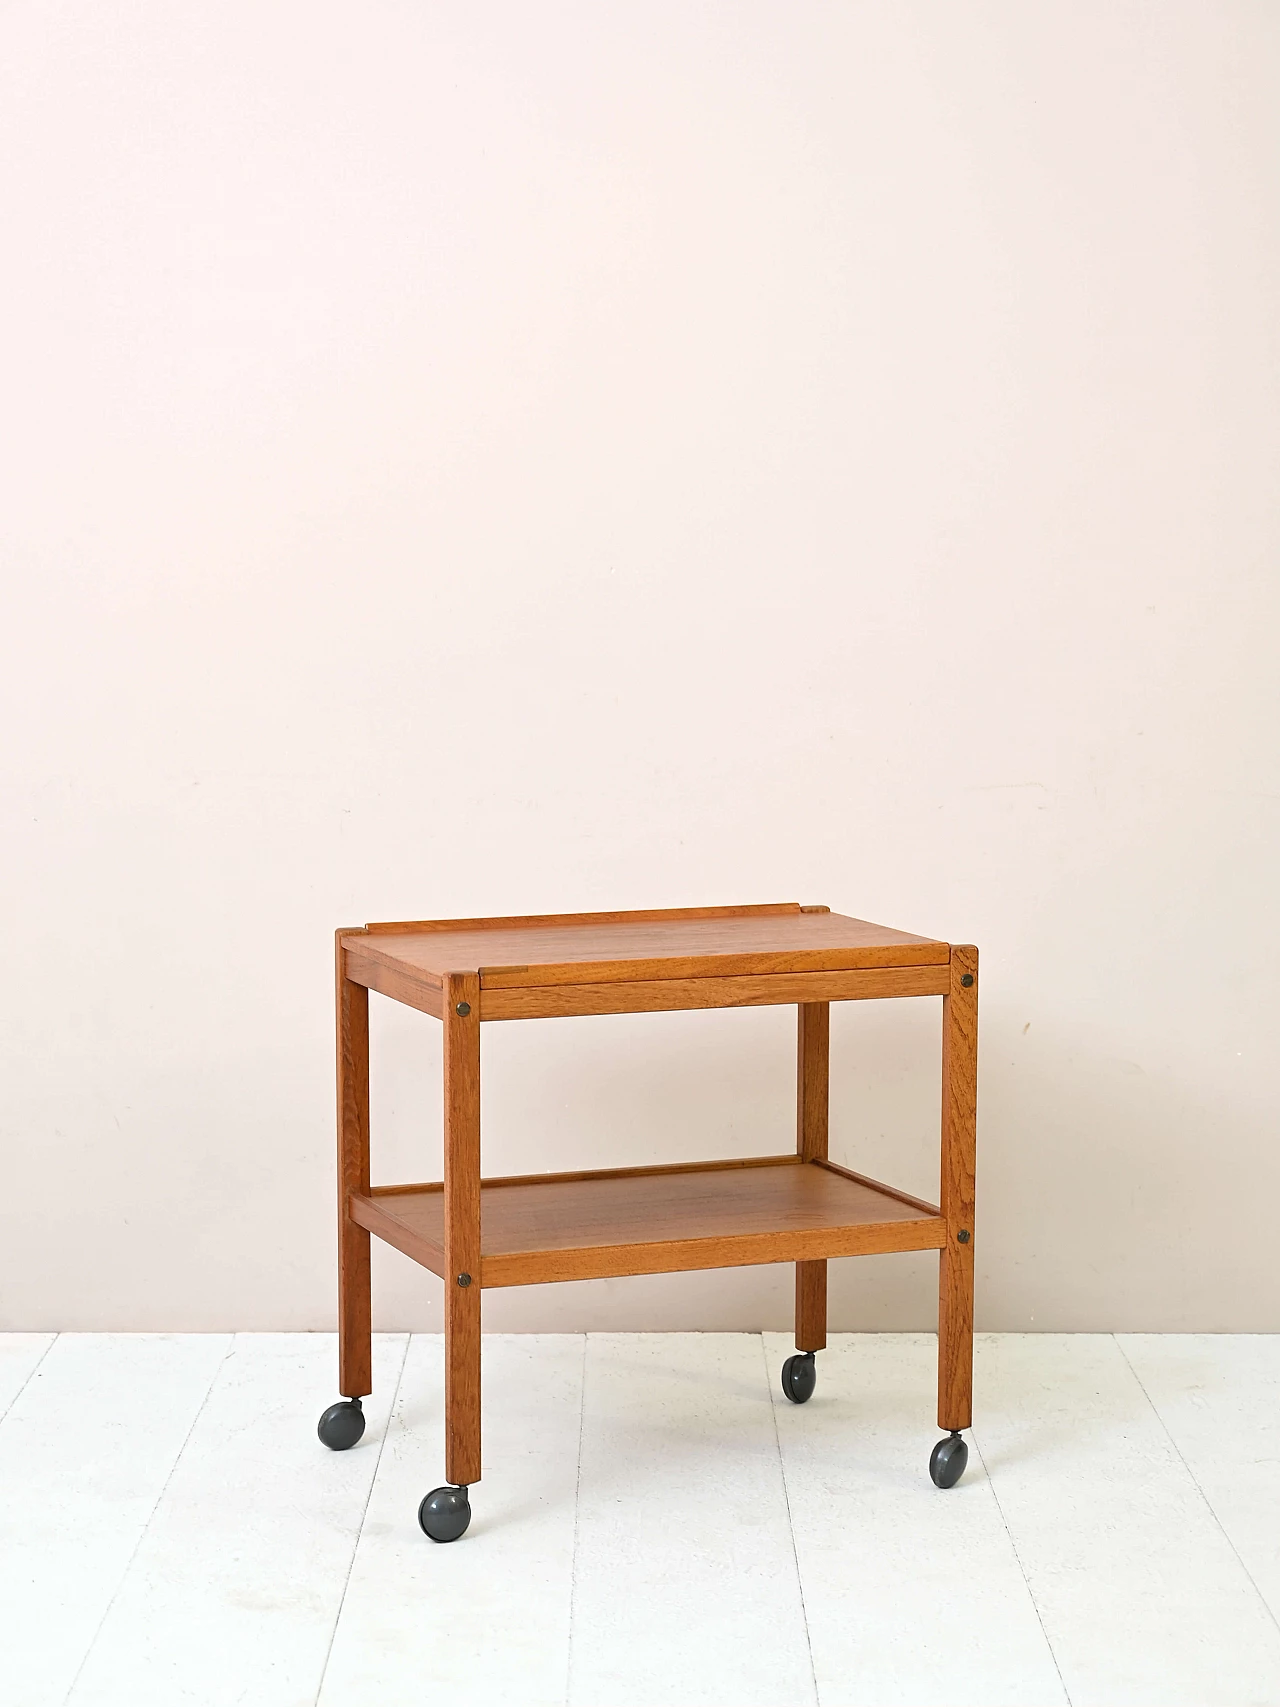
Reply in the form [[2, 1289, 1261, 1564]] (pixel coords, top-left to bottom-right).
[[342, 945, 443, 1020], [349, 1159, 947, 1289], [938, 946, 978, 1432], [361, 902, 803, 935], [336, 933, 372, 1399], [442, 972, 482, 1486], [339, 908, 948, 994], [478, 964, 951, 1021], [367, 1152, 801, 1198], [795, 1001, 830, 1353], [814, 1157, 941, 1218]]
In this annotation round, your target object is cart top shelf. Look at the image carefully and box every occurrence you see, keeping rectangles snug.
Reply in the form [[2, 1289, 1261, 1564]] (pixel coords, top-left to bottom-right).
[[343, 902, 949, 990]]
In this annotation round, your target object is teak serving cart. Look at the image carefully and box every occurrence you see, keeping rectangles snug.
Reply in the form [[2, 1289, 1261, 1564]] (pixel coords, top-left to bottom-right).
[[317, 903, 978, 1540]]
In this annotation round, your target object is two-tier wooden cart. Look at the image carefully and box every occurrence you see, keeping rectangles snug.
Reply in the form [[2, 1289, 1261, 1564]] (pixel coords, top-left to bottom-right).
[[316, 903, 978, 1540]]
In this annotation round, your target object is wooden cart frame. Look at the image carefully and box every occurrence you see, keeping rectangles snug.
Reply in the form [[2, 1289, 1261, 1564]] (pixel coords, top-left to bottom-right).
[[321, 903, 977, 1536]]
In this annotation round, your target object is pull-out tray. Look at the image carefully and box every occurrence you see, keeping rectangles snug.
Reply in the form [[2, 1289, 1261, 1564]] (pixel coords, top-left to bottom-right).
[[351, 1155, 945, 1289]]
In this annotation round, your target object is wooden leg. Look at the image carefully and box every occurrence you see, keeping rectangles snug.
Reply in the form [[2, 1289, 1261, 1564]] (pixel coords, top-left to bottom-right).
[[795, 1262, 827, 1353], [795, 1001, 829, 1352], [336, 937, 372, 1399], [443, 972, 482, 1487], [938, 946, 978, 1430]]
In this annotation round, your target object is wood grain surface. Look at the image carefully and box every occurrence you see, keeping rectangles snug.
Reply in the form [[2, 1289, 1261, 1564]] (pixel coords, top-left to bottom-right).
[[361, 902, 801, 935], [336, 932, 372, 1399], [938, 946, 978, 1431], [341, 907, 948, 996], [814, 1156, 941, 1217], [478, 964, 951, 1021], [342, 949, 443, 1020], [795, 1001, 830, 1353], [350, 1159, 946, 1290], [367, 1152, 800, 1198], [442, 972, 482, 1486]]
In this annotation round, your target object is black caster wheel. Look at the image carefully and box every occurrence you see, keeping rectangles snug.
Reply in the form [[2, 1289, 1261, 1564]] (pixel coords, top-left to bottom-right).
[[929, 1431, 968, 1488], [418, 1484, 471, 1543], [317, 1398, 365, 1451], [781, 1352, 817, 1405]]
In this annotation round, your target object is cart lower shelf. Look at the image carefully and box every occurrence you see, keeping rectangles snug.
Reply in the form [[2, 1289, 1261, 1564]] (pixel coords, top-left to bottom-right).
[[351, 1155, 946, 1289]]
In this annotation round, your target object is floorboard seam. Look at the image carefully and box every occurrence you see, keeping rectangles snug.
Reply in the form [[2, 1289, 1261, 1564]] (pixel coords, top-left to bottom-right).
[[970, 1427, 1074, 1707], [762, 1334, 820, 1707], [313, 1331, 411, 1707], [564, 1332, 588, 1707], [0, 1332, 58, 1428], [61, 1331, 234, 1707], [1113, 1334, 1280, 1640]]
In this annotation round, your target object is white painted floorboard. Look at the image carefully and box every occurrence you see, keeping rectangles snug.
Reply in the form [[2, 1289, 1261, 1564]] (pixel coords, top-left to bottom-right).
[[568, 1333, 814, 1707], [1118, 1335, 1280, 1632], [765, 1331, 1066, 1707], [6, 1332, 1280, 1707], [0, 1333, 232, 1707], [975, 1334, 1280, 1707], [0, 1333, 56, 1420], [318, 1334, 583, 1707], [68, 1333, 408, 1707]]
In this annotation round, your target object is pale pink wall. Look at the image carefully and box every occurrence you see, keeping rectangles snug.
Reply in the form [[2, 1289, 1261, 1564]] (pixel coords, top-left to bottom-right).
[[2, 2, 1277, 1330]]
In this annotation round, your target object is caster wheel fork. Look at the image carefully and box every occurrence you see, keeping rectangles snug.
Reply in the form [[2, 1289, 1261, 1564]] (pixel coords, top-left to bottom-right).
[[781, 1351, 817, 1404], [419, 1484, 471, 1543], [929, 1430, 968, 1488]]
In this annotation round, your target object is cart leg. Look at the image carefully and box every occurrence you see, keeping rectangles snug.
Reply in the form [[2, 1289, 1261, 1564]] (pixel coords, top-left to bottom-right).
[[442, 973, 482, 1490], [337, 940, 372, 1400], [795, 1262, 827, 1354], [419, 973, 481, 1539], [782, 1001, 829, 1405], [937, 946, 978, 1447], [319, 937, 374, 1453], [795, 1000, 829, 1353]]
